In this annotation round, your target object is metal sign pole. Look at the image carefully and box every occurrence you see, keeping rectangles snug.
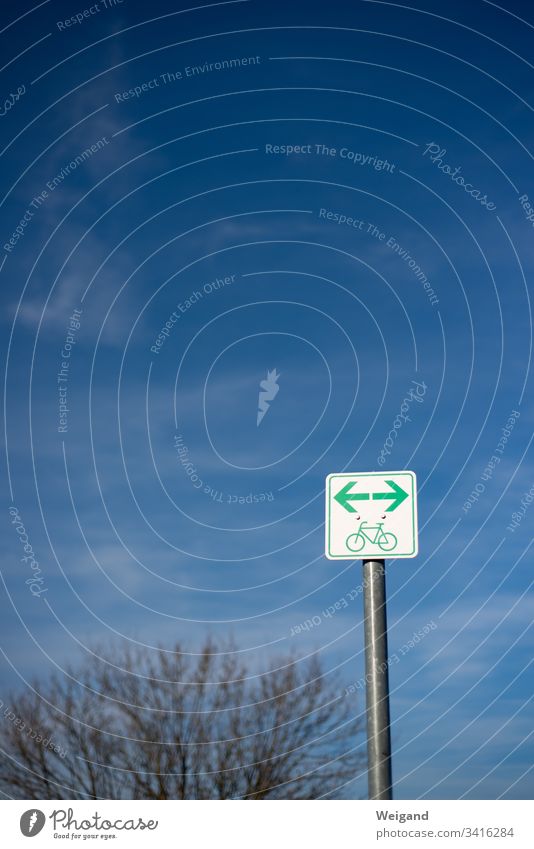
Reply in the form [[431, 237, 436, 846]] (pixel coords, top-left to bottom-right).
[[362, 558, 393, 800]]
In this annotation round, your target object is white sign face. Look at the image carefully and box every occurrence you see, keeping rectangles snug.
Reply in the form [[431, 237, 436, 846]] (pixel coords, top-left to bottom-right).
[[325, 471, 418, 559]]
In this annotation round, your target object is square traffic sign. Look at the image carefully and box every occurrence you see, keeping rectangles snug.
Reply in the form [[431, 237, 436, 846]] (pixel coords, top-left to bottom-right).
[[325, 471, 418, 559]]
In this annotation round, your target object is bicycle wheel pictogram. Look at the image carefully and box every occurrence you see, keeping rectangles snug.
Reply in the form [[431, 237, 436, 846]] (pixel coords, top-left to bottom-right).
[[377, 531, 397, 552], [346, 532, 366, 553]]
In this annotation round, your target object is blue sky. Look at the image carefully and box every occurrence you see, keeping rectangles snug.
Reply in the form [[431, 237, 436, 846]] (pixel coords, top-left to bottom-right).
[[1, 0, 533, 800]]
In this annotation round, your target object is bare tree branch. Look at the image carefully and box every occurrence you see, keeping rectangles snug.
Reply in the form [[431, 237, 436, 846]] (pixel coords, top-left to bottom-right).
[[0, 640, 365, 799]]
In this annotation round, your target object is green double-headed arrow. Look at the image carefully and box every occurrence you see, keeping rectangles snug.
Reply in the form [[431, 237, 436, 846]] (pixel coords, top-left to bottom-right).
[[334, 480, 409, 513]]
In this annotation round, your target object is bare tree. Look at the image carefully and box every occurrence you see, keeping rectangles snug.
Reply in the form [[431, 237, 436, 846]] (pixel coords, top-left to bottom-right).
[[0, 640, 365, 799]]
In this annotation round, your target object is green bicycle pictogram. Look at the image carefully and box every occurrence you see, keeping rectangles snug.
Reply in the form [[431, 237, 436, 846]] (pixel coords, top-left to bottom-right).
[[345, 521, 398, 553]]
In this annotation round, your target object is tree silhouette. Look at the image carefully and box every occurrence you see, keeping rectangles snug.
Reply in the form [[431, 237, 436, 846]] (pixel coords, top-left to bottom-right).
[[0, 640, 365, 799]]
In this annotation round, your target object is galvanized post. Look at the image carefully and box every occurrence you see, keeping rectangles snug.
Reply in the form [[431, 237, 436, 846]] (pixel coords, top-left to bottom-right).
[[362, 558, 392, 800]]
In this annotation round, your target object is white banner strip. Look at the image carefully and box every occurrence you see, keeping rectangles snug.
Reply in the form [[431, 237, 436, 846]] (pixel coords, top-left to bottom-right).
[[3, 799, 531, 847]]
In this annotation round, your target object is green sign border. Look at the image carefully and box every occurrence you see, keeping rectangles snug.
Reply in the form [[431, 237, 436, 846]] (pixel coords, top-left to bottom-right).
[[326, 471, 418, 559]]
